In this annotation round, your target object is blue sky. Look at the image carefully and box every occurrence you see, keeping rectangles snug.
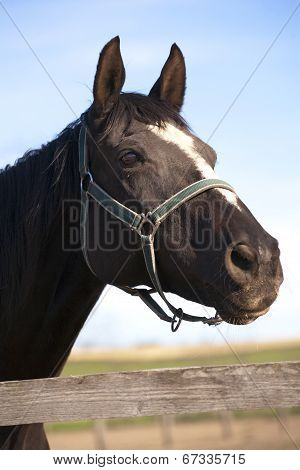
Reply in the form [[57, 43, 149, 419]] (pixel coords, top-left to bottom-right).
[[0, 0, 299, 347]]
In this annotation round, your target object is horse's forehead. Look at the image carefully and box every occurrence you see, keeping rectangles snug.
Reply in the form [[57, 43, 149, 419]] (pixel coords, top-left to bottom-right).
[[147, 123, 216, 169], [147, 122, 239, 208], [109, 119, 149, 141]]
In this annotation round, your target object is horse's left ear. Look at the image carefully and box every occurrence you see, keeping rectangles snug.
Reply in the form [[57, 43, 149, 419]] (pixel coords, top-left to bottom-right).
[[92, 36, 125, 116], [149, 44, 186, 111]]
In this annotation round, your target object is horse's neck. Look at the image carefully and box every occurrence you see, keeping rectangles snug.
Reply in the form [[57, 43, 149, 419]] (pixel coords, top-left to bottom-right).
[[0, 151, 105, 381], [1, 217, 104, 381]]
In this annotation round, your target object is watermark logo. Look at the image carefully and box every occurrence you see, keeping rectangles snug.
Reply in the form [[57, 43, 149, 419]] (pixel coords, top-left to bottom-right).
[[62, 199, 236, 253]]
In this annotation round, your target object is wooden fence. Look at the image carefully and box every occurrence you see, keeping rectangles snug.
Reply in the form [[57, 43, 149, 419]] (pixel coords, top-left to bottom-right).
[[0, 361, 299, 426]]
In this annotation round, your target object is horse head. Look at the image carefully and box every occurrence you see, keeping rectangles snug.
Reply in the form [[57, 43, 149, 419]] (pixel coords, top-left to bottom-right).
[[83, 37, 283, 326]]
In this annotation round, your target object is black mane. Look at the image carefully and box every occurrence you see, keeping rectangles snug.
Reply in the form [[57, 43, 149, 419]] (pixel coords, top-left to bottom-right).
[[0, 119, 80, 314]]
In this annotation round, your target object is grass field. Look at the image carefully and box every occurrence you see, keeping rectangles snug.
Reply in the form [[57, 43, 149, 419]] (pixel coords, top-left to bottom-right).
[[62, 339, 300, 376]]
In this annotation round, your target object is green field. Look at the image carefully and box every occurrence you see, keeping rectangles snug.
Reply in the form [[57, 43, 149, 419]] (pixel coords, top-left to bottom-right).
[[62, 341, 300, 377]]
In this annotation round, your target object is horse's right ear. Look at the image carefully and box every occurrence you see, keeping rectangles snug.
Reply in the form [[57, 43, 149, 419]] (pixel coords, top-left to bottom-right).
[[92, 36, 125, 116]]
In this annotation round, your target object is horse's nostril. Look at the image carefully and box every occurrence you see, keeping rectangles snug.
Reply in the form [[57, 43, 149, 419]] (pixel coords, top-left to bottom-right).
[[225, 243, 258, 285], [230, 244, 256, 272]]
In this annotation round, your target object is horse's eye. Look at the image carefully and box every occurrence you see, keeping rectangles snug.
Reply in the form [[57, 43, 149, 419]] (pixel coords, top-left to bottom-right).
[[119, 151, 140, 167]]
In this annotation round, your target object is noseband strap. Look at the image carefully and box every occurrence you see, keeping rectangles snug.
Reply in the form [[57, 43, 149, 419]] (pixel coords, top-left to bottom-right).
[[79, 125, 235, 331]]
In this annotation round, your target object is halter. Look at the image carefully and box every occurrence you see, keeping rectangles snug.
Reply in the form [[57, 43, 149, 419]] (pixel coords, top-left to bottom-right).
[[79, 124, 235, 332]]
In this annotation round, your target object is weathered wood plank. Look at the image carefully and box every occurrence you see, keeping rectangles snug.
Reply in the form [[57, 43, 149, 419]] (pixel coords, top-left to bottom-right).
[[0, 361, 299, 426]]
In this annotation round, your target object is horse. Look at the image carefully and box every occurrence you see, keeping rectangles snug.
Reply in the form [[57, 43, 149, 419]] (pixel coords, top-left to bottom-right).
[[0, 37, 283, 449]]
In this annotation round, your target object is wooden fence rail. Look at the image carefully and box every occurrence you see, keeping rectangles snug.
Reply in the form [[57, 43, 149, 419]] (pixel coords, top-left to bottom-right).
[[0, 361, 299, 426]]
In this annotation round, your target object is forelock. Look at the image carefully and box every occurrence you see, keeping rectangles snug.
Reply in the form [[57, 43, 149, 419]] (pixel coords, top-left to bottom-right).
[[99, 92, 189, 141]]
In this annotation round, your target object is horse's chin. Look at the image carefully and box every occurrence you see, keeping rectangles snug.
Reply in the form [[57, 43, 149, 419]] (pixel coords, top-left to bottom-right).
[[217, 307, 270, 325]]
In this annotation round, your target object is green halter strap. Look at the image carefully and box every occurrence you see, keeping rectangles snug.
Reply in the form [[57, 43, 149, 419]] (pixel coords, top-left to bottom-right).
[[79, 125, 235, 331]]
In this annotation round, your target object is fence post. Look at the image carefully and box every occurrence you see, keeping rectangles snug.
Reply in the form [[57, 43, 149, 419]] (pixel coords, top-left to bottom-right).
[[219, 410, 234, 439], [160, 414, 175, 448], [94, 420, 107, 449]]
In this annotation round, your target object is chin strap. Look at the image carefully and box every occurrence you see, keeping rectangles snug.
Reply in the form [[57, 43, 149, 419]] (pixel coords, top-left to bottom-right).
[[79, 124, 235, 331]]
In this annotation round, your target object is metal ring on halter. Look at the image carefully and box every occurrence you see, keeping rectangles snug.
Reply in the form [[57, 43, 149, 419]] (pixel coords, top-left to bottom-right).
[[80, 171, 93, 192], [136, 212, 157, 237]]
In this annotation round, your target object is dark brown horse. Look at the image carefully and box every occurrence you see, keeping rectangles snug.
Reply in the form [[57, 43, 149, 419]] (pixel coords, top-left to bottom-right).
[[0, 37, 283, 449]]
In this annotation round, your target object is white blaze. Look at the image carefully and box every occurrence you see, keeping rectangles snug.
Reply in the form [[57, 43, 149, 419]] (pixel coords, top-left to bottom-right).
[[148, 123, 240, 208]]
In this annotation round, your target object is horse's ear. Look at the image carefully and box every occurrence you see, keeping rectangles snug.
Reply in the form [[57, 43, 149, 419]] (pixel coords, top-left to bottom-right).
[[149, 44, 186, 111], [92, 36, 125, 116]]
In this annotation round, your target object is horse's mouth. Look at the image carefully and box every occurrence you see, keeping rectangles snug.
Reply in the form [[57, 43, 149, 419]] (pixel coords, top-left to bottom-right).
[[217, 307, 270, 325]]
